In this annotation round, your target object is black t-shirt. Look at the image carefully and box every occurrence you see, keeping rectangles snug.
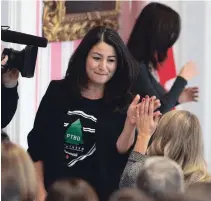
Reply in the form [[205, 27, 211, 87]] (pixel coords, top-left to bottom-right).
[[63, 97, 103, 189]]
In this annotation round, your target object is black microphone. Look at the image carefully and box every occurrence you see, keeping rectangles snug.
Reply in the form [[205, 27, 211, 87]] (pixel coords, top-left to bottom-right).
[[1, 29, 48, 47]]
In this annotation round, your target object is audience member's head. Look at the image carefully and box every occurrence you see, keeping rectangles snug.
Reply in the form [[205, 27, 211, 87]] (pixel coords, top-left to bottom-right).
[[109, 188, 152, 201], [159, 183, 211, 201], [147, 110, 211, 186], [45, 178, 99, 201], [1, 130, 10, 142], [1, 140, 37, 201], [156, 193, 186, 201], [136, 156, 184, 199], [185, 182, 211, 201]]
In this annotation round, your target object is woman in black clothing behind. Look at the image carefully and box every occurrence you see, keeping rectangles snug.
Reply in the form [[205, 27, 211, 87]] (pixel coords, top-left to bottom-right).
[[128, 2, 199, 114], [27, 26, 161, 201]]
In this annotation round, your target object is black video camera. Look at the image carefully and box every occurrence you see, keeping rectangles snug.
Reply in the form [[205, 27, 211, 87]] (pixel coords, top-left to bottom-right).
[[1, 26, 48, 78]]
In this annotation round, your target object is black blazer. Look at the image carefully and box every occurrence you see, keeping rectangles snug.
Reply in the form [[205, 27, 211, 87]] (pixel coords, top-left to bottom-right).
[[132, 63, 187, 113], [27, 80, 133, 201]]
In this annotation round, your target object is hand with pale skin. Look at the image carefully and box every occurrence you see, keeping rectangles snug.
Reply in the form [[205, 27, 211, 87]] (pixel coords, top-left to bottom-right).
[[1, 44, 19, 87], [1, 55, 8, 66], [116, 95, 161, 153], [178, 87, 199, 104], [36, 188, 47, 201], [127, 94, 161, 126], [179, 61, 199, 81], [136, 96, 162, 137], [133, 96, 161, 154]]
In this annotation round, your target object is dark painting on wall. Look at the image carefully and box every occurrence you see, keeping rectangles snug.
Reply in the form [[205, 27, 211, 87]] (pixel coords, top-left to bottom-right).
[[65, 1, 116, 14], [42, 1, 120, 42]]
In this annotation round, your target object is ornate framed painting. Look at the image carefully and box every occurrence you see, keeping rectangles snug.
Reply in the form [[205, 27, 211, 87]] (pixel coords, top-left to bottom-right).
[[42, 1, 120, 42]]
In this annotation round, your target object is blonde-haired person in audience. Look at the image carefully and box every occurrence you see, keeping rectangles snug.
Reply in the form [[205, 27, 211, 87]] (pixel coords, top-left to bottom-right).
[[109, 188, 153, 201], [45, 178, 99, 201], [120, 95, 211, 189], [1, 140, 37, 201]]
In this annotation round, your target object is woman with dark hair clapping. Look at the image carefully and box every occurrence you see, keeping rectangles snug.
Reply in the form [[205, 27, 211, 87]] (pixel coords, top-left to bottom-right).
[[27, 26, 160, 201]]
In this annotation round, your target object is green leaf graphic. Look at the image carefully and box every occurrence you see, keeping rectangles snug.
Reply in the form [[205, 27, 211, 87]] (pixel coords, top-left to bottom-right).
[[65, 119, 83, 145]]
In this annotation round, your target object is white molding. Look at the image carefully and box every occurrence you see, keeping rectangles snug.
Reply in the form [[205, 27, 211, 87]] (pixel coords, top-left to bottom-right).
[[203, 1, 211, 172], [3, 0, 22, 143], [17, 0, 37, 149], [61, 41, 74, 78]]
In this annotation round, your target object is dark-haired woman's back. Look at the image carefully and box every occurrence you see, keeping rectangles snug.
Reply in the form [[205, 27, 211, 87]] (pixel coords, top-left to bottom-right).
[[128, 2, 199, 114]]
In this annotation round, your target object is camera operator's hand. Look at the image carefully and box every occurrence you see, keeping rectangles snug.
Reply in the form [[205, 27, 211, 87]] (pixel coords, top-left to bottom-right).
[[1, 55, 8, 66], [1, 44, 19, 88], [1, 68, 19, 88], [2, 44, 19, 88]]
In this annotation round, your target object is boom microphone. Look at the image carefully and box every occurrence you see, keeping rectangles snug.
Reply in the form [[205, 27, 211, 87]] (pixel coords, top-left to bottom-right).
[[1, 29, 48, 47]]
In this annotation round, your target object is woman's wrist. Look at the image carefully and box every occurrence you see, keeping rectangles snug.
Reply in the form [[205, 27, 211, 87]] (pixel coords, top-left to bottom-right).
[[137, 133, 151, 140], [137, 128, 152, 138], [133, 134, 151, 153], [116, 117, 136, 153], [125, 116, 136, 130]]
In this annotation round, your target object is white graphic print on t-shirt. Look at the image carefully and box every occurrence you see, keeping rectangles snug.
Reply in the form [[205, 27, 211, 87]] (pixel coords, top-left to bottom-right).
[[64, 110, 97, 167]]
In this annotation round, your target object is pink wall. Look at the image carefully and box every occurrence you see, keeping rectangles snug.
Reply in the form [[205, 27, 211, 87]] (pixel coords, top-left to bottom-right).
[[119, 1, 148, 42]]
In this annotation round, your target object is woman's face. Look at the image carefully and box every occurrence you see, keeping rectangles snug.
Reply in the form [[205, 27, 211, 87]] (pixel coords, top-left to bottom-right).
[[86, 41, 117, 86]]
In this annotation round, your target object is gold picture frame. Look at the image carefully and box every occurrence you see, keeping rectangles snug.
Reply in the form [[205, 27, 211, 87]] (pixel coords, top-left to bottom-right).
[[42, 1, 120, 42]]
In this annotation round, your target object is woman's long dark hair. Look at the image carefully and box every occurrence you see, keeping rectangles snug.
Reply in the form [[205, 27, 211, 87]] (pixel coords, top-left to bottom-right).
[[127, 2, 181, 70], [65, 26, 137, 112]]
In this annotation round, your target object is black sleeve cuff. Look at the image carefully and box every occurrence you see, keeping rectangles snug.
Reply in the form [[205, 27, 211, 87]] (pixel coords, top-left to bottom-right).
[[159, 76, 187, 113]]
